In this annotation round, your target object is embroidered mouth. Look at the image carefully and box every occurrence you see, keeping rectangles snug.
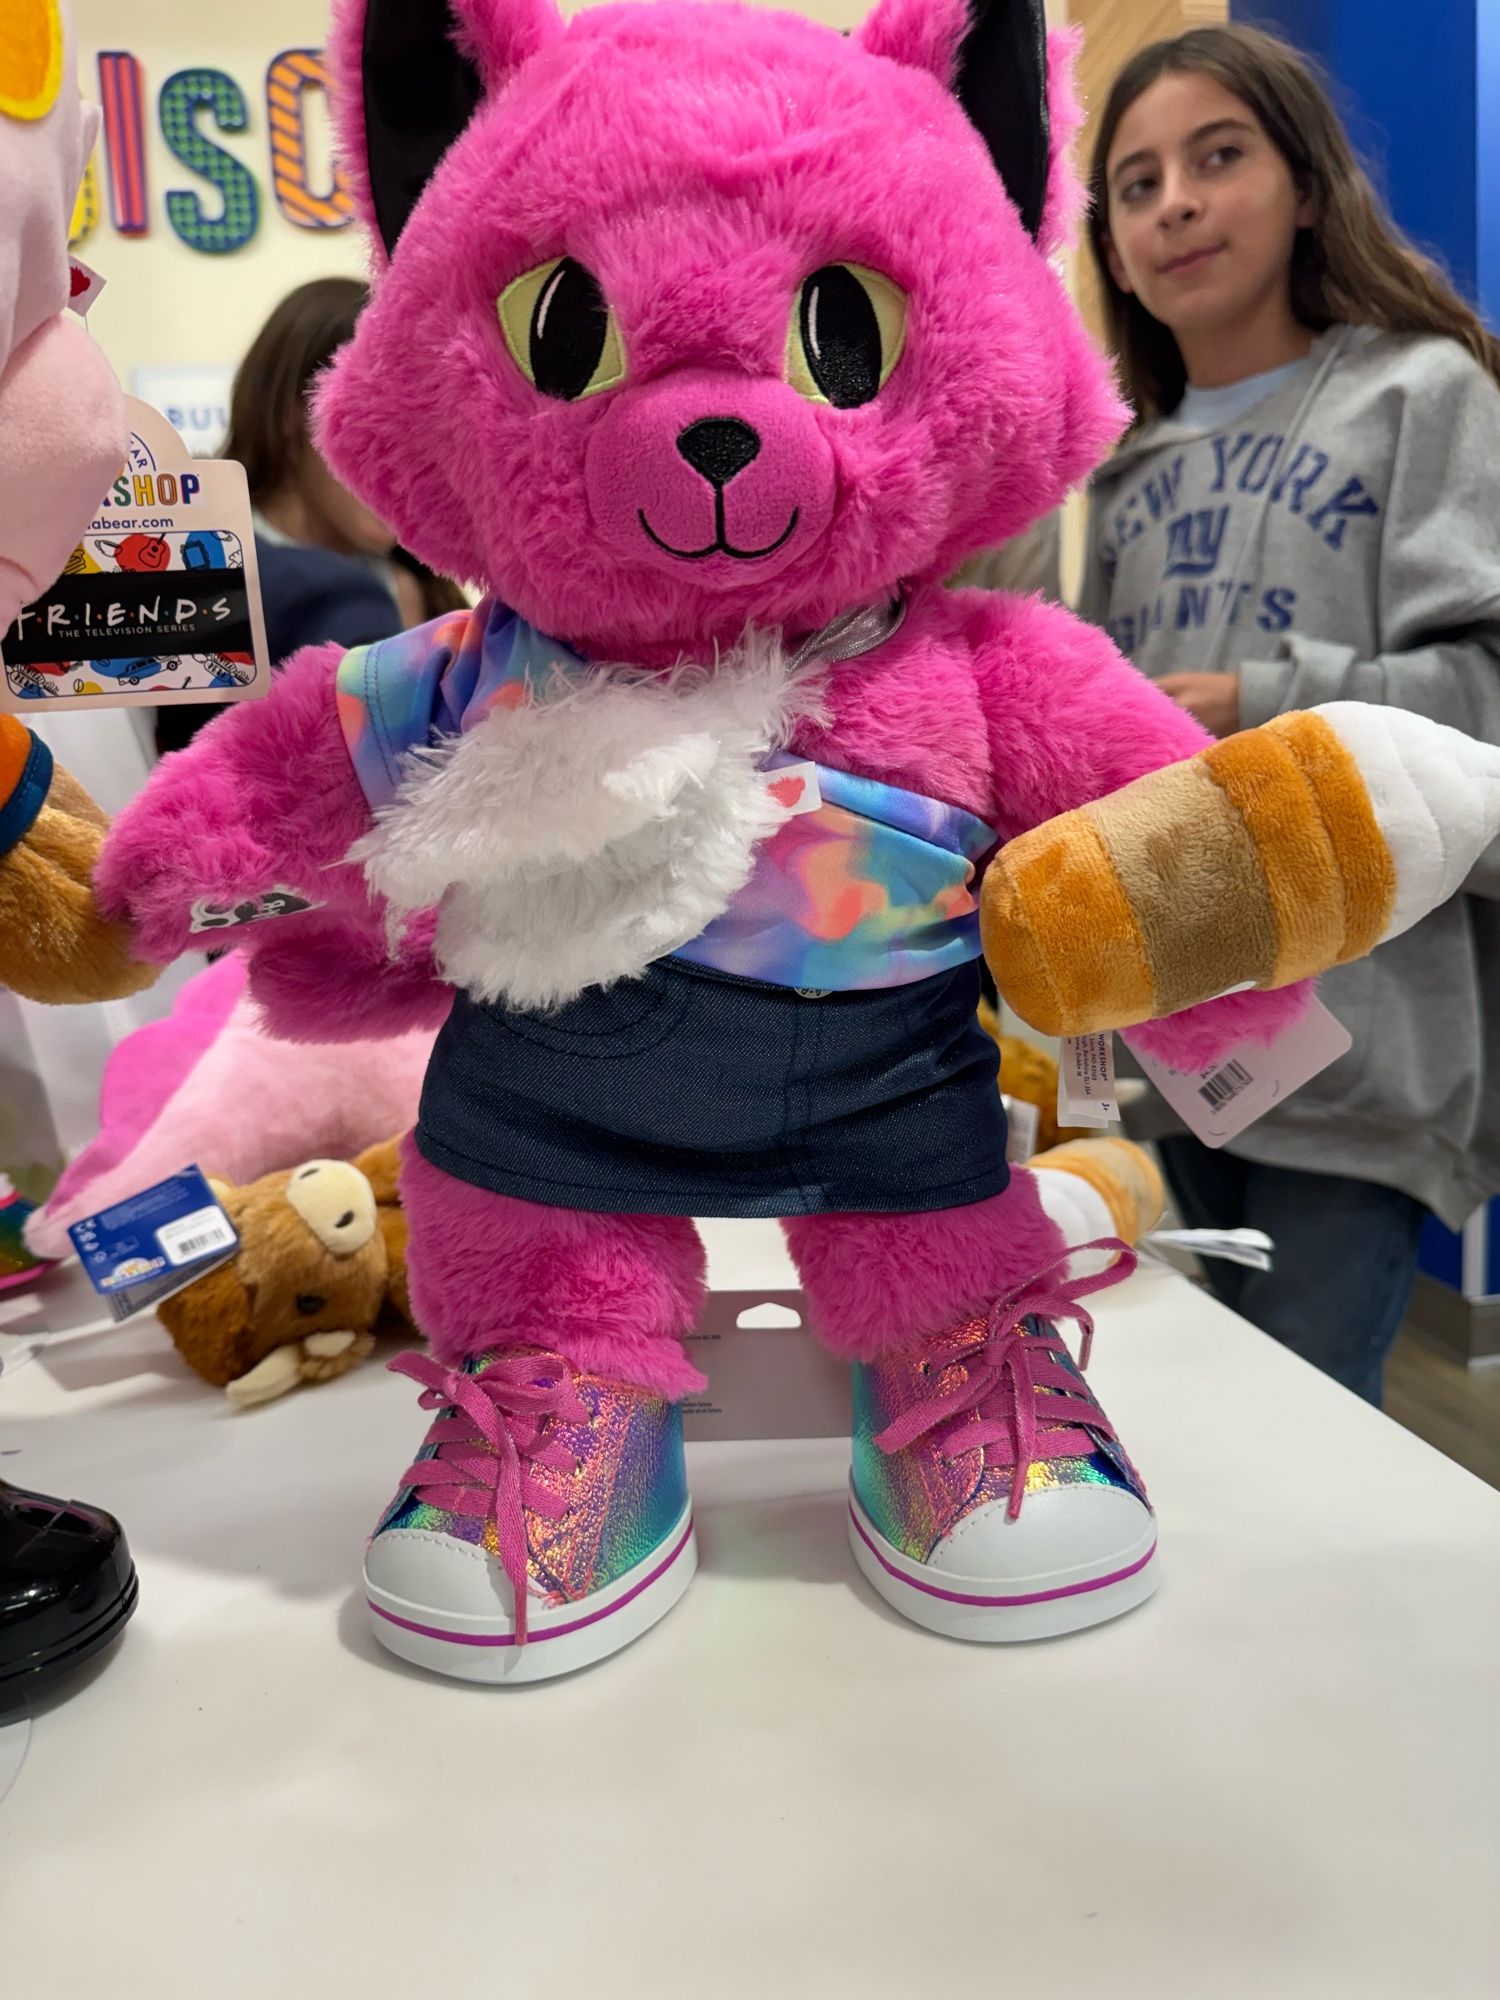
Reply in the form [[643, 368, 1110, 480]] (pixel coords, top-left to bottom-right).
[[639, 499, 801, 563]]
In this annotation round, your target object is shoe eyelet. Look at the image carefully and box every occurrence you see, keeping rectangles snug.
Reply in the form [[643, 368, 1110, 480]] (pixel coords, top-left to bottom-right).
[[573, 1460, 584, 1479], [919, 1361, 931, 1377]]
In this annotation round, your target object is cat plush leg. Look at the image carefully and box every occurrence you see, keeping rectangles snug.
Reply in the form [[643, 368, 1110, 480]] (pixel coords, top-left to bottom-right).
[[786, 1176, 1156, 1643], [361, 1143, 703, 1684]]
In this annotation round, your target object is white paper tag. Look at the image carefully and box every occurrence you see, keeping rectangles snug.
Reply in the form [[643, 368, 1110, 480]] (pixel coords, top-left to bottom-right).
[[766, 761, 822, 816], [158, 1204, 237, 1267], [1132, 998, 1352, 1148], [1001, 1094, 1040, 1164], [1057, 1032, 1117, 1127], [1142, 1227, 1275, 1271], [67, 258, 106, 317]]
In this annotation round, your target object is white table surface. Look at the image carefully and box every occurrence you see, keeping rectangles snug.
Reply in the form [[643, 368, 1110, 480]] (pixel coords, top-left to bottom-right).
[[2, 1229, 1497, 1999]]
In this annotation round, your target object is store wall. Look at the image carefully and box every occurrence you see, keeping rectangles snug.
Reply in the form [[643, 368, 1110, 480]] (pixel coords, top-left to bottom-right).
[[1230, 1, 1488, 317], [73, 0, 1074, 397], [68, 0, 891, 404]]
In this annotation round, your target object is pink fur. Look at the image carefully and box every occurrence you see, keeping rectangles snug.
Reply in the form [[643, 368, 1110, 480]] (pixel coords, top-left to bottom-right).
[[317, 1, 1126, 653], [1038, 26, 1088, 259], [245, 912, 451, 1044], [96, 642, 375, 961], [452, 0, 564, 89], [1124, 979, 1314, 1072], [854, 0, 968, 87], [325, 0, 382, 268], [29, 962, 434, 1261], [399, 1140, 708, 1397], [785, 1170, 1068, 1361]]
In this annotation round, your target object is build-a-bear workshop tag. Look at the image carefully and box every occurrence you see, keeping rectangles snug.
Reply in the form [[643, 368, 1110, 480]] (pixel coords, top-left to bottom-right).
[[68, 1166, 240, 1324], [0, 398, 270, 714]]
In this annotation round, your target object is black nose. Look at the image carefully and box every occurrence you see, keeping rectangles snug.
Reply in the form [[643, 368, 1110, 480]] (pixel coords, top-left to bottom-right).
[[676, 417, 761, 486]]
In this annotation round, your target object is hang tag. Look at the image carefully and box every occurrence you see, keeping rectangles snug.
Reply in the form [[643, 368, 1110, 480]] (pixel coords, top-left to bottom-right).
[[1001, 1094, 1040, 1164], [1132, 997, 1352, 1148], [68, 1166, 239, 1323], [1142, 1227, 1275, 1272], [189, 886, 324, 933], [67, 258, 106, 317], [1, 397, 270, 714], [1057, 1032, 1117, 1127], [765, 761, 822, 817]]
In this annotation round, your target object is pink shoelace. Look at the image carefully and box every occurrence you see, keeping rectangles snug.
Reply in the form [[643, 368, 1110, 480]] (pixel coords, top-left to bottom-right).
[[388, 1350, 591, 1645], [873, 1239, 1137, 1521]]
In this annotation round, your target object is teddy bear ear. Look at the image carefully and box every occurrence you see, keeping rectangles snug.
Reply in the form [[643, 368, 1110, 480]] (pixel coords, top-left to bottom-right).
[[329, 0, 564, 261], [856, 0, 1050, 241]]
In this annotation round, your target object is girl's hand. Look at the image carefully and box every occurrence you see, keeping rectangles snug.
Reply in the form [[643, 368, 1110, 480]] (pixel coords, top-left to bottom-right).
[[1158, 672, 1241, 737]]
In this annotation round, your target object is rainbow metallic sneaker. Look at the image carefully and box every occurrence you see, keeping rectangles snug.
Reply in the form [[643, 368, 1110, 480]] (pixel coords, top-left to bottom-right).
[[365, 1349, 695, 1684], [847, 1246, 1157, 1641]]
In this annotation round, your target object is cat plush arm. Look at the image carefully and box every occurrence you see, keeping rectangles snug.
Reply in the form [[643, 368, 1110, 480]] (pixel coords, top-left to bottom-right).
[[969, 590, 1313, 1071], [983, 694, 1500, 1064], [94, 645, 372, 942]]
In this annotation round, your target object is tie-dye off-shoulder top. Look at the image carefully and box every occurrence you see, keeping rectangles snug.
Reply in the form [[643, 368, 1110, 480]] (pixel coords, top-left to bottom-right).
[[334, 598, 996, 992]]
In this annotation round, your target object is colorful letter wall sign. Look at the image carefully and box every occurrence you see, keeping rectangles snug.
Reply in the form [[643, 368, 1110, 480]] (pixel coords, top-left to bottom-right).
[[80, 47, 353, 255], [266, 50, 353, 231], [159, 68, 261, 254]]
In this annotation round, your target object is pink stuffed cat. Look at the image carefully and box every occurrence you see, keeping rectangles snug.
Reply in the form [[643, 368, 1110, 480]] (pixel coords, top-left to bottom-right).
[[95, 0, 1311, 1681]]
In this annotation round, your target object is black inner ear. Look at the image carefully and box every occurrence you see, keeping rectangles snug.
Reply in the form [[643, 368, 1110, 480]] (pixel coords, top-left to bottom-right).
[[362, 0, 485, 257], [953, 0, 1050, 241]]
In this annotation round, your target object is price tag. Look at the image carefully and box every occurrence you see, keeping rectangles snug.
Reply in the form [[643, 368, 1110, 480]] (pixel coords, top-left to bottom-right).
[[1131, 998, 1352, 1147], [69, 1166, 239, 1322]]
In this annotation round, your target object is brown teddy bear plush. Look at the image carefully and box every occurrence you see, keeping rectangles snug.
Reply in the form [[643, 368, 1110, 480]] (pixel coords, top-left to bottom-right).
[[158, 1137, 413, 1407], [0, 714, 158, 1004]]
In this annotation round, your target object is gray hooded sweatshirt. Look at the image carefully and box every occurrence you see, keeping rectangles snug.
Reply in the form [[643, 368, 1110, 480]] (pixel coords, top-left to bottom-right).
[[1080, 324, 1500, 1229]]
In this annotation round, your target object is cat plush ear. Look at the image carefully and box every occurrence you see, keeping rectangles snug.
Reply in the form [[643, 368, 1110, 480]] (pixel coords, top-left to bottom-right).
[[329, 0, 564, 261], [856, 0, 1058, 244]]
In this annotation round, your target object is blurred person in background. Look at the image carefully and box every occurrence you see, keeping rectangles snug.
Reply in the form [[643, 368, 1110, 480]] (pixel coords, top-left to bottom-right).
[[156, 277, 402, 753]]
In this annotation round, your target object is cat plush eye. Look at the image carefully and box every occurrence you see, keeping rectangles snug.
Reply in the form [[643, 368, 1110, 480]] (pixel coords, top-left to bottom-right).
[[787, 264, 908, 408], [497, 257, 626, 401]]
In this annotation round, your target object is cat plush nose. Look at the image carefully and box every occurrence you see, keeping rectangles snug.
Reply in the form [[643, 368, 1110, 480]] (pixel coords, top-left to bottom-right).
[[676, 417, 762, 485]]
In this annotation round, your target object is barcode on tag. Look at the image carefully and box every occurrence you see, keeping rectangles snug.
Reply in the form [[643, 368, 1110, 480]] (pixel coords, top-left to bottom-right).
[[1198, 1058, 1253, 1111], [1130, 997, 1353, 1148], [159, 1207, 236, 1267]]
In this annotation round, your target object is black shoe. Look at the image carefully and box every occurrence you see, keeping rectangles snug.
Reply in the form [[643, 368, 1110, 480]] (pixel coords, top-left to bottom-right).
[[0, 1480, 138, 1700]]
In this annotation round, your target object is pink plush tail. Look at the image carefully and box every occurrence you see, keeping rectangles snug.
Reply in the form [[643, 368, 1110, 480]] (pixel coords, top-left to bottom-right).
[[784, 1171, 1069, 1361], [399, 1139, 708, 1399]]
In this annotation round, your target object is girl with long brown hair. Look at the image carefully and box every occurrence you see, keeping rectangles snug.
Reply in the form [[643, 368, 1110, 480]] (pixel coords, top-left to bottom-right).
[[1082, 24, 1500, 1404]]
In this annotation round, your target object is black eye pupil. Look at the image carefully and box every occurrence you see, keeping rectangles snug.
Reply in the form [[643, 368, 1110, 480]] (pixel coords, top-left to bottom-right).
[[800, 265, 883, 408], [295, 1294, 326, 1315], [530, 258, 609, 401]]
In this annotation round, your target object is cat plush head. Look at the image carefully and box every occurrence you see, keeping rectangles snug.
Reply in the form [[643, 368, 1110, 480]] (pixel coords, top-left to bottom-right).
[[318, 0, 1125, 657]]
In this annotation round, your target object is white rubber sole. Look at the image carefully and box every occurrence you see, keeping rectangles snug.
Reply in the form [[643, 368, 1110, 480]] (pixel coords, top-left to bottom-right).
[[848, 1490, 1158, 1642], [366, 1506, 697, 1685]]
